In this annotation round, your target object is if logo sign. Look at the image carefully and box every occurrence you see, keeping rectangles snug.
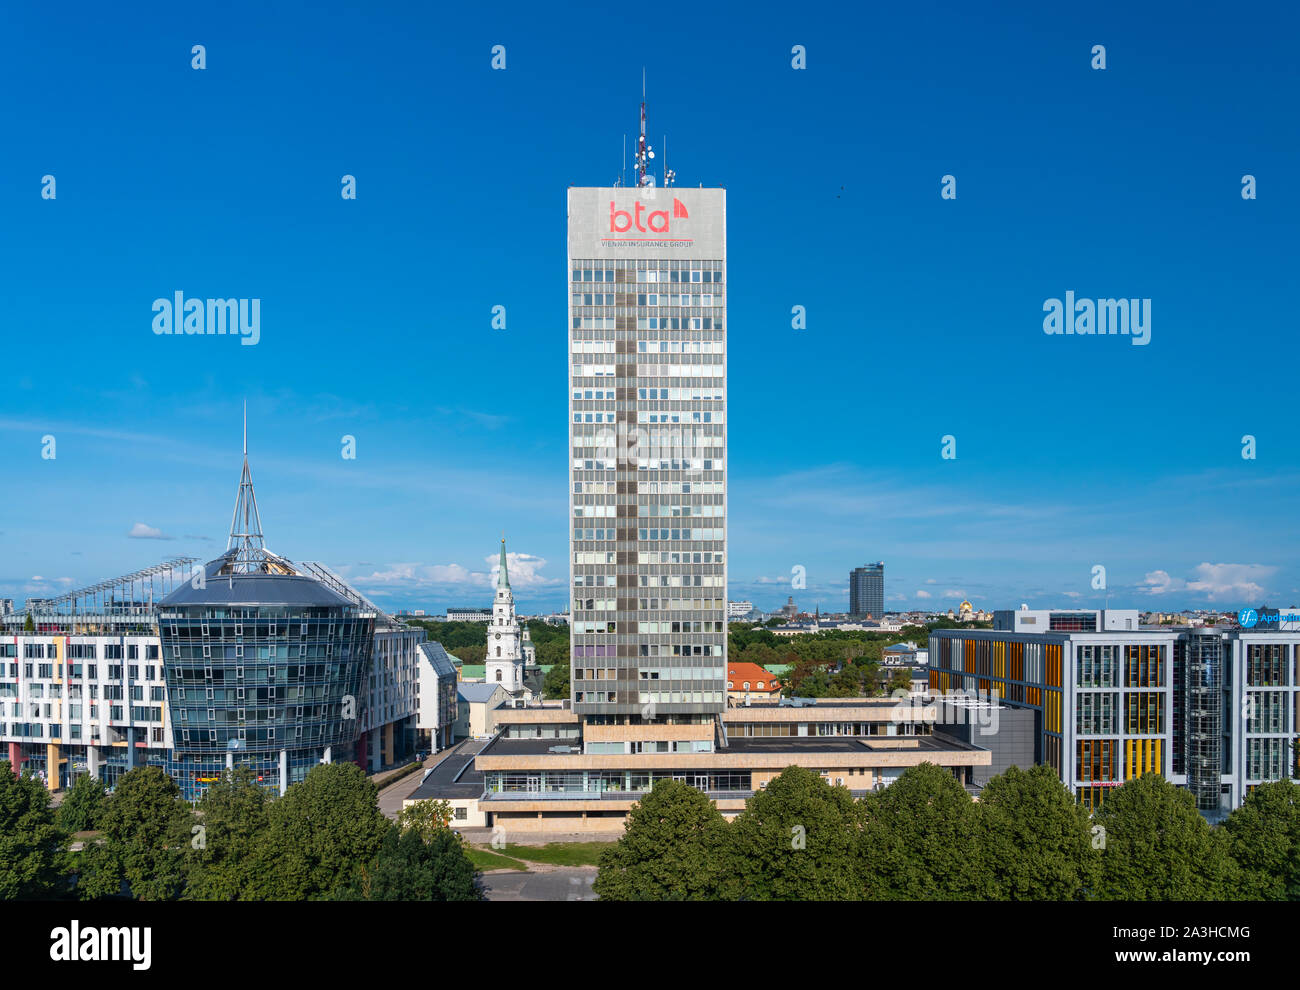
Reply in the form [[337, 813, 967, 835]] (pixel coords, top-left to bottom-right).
[[608, 197, 689, 234]]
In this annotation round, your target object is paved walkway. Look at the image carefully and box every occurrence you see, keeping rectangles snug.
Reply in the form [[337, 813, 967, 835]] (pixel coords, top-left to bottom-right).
[[375, 752, 443, 819], [480, 866, 599, 901]]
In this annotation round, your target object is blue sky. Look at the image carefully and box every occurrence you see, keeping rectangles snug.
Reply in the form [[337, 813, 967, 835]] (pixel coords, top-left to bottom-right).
[[2, 1, 1297, 615]]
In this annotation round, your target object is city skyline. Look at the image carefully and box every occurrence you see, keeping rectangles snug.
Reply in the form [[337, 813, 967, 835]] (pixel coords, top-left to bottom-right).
[[3, 3, 1298, 616]]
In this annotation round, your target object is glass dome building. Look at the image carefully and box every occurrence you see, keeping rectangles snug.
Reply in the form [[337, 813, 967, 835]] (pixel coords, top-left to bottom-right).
[[158, 418, 375, 799]]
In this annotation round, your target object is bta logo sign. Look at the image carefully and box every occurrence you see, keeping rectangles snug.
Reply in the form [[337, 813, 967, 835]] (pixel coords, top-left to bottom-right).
[[609, 198, 689, 234]]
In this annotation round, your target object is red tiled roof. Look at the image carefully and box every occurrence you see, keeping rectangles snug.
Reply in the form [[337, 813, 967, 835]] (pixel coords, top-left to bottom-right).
[[726, 661, 781, 692]]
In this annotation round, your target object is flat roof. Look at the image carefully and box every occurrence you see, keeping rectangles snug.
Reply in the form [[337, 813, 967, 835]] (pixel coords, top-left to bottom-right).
[[725, 735, 983, 755], [479, 737, 580, 757], [407, 743, 487, 800], [478, 735, 983, 758]]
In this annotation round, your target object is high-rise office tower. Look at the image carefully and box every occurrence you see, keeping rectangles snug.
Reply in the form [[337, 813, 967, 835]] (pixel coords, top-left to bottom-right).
[[567, 100, 727, 718], [849, 562, 885, 619]]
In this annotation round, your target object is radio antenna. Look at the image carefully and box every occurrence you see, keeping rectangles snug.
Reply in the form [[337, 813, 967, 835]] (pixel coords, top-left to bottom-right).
[[636, 69, 654, 187]]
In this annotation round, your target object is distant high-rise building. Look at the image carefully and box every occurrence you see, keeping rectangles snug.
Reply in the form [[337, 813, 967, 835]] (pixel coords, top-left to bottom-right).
[[849, 562, 885, 619], [0, 598, 13, 616]]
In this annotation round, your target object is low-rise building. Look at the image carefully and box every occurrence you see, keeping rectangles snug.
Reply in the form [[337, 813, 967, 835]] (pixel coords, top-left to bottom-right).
[[455, 682, 510, 739], [414, 696, 990, 835], [446, 608, 492, 623], [725, 661, 781, 704], [416, 642, 459, 752]]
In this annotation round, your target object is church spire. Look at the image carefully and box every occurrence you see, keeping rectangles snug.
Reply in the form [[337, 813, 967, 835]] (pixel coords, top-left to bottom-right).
[[497, 537, 510, 590]]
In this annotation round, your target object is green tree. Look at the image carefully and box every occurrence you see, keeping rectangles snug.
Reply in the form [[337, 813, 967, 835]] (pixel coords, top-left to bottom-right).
[[829, 663, 868, 698], [1221, 778, 1300, 900], [247, 762, 389, 900], [885, 668, 913, 696], [404, 621, 488, 652], [57, 772, 107, 834], [861, 762, 992, 899], [536, 637, 569, 668], [1090, 773, 1242, 900], [78, 766, 193, 901], [783, 660, 833, 698], [0, 760, 65, 899], [453, 644, 487, 665], [543, 661, 570, 700], [183, 766, 269, 901], [977, 764, 1098, 900], [23, 613, 35, 633], [594, 780, 731, 901], [727, 766, 865, 900], [396, 798, 453, 841], [354, 824, 482, 901]]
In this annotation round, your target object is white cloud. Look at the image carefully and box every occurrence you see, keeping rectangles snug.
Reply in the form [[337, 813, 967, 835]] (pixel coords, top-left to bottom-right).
[[128, 522, 172, 540], [487, 551, 555, 589], [1141, 563, 1277, 602], [351, 562, 480, 588], [23, 576, 74, 592], [1140, 570, 1178, 594], [345, 551, 560, 597], [915, 589, 932, 599], [1186, 562, 1276, 601], [942, 589, 967, 599], [924, 578, 938, 585]]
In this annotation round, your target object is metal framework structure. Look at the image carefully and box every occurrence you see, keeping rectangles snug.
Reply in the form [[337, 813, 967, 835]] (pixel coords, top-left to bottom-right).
[[11, 557, 199, 618], [225, 403, 273, 574], [300, 560, 400, 628]]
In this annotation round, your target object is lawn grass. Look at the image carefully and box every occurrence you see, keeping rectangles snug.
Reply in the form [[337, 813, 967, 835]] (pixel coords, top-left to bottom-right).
[[499, 842, 608, 867], [465, 847, 528, 872]]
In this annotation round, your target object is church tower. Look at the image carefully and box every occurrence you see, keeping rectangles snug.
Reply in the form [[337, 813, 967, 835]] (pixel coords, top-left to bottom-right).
[[486, 538, 524, 695]]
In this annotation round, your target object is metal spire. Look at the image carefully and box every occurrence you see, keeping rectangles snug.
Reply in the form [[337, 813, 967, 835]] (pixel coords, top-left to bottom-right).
[[226, 403, 267, 572], [497, 537, 510, 590]]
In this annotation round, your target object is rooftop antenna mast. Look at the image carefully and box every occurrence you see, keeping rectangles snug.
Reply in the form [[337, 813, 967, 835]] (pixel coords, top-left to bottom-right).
[[636, 69, 655, 187]]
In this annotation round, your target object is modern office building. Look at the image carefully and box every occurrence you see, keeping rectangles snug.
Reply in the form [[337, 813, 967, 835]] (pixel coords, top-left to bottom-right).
[[568, 143, 727, 721], [849, 563, 885, 619], [394, 99, 993, 836], [1, 431, 428, 799], [0, 559, 188, 791], [156, 436, 378, 797], [0, 599, 14, 616], [298, 561, 426, 772], [929, 607, 1300, 820]]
